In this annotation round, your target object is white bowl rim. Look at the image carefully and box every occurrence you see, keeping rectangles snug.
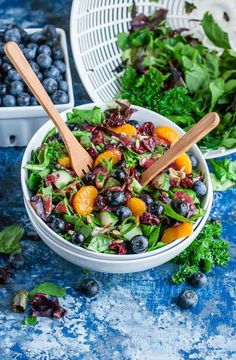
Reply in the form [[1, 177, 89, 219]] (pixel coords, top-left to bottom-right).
[[21, 103, 213, 260]]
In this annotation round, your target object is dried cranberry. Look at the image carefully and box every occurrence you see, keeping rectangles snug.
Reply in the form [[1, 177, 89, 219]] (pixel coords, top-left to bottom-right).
[[95, 195, 114, 211], [143, 137, 156, 152], [118, 134, 133, 147], [139, 158, 155, 169], [91, 129, 104, 146], [106, 110, 126, 127], [138, 122, 154, 135], [129, 168, 140, 180], [109, 241, 127, 255], [140, 213, 160, 225], [65, 223, 73, 231], [87, 147, 98, 159], [174, 191, 194, 205], [159, 192, 172, 204], [132, 143, 146, 154], [180, 175, 193, 188]]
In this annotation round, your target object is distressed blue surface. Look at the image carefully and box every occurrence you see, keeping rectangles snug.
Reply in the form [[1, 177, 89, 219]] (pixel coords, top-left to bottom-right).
[[0, 1, 236, 359]]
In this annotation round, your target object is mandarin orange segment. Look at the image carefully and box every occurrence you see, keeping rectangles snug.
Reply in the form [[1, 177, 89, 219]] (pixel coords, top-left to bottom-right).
[[94, 149, 122, 168], [154, 126, 180, 144], [57, 156, 71, 168], [161, 223, 193, 244], [111, 124, 137, 137], [73, 186, 98, 216], [174, 153, 192, 174], [126, 197, 147, 217]]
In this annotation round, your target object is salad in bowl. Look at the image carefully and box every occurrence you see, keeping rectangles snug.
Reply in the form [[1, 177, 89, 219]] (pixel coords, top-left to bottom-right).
[[24, 100, 209, 256]]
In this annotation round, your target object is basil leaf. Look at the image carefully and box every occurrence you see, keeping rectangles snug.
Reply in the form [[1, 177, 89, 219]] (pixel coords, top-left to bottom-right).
[[209, 78, 225, 111], [202, 12, 230, 49], [0, 225, 24, 254], [29, 282, 66, 298], [161, 203, 191, 223], [22, 316, 38, 326], [85, 234, 112, 253]]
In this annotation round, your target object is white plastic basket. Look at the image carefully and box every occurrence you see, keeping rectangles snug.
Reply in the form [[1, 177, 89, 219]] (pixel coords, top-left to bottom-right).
[[70, 0, 236, 159]]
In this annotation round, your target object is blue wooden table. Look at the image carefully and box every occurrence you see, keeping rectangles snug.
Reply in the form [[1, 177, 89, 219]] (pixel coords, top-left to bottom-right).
[[0, 1, 235, 359]]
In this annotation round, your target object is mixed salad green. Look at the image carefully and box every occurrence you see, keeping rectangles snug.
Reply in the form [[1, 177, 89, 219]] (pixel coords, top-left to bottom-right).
[[26, 101, 207, 255], [116, 7, 236, 151]]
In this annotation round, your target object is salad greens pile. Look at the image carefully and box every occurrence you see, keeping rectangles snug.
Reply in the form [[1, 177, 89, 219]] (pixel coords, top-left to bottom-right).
[[210, 158, 236, 191], [117, 7, 236, 151], [25, 102, 207, 255], [171, 220, 231, 284]]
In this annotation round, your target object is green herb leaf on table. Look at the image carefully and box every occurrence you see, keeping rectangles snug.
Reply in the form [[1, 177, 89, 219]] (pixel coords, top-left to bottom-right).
[[29, 282, 66, 298], [202, 12, 231, 49], [171, 221, 230, 284], [0, 224, 24, 254], [185, 1, 196, 14], [22, 316, 38, 326]]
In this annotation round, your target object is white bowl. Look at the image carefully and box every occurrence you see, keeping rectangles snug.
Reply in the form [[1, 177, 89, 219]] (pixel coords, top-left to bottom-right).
[[21, 103, 213, 272], [70, 0, 236, 159], [25, 193, 212, 273], [0, 28, 74, 147]]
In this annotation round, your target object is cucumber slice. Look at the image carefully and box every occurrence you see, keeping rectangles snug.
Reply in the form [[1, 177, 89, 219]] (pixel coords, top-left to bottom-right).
[[152, 173, 170, 191], [120, 223, 143, 241], [53, 170, 73, 189], [99, 211, 119, 227], [132, 178, 143, 194]]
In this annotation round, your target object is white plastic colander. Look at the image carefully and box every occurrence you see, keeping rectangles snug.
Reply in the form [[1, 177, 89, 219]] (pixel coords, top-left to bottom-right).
[[70, 0, 236, 159]]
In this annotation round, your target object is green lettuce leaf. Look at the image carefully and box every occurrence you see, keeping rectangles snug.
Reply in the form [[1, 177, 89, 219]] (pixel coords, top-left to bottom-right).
[[202, 12, 230, 49]]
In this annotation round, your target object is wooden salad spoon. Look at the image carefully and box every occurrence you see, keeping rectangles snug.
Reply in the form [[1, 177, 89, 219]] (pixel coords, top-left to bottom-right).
[[5, 41, 94, 177], [140, 112, 220, 186]]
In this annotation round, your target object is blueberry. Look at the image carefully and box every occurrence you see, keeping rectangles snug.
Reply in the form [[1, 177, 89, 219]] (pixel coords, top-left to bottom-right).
[[0, 41, 5, 55], [189, 153, 198, 168], [7, 69, 22, 81], [38, 44, 52, 56], [2, 94, 16, 107], [172, 200, 189, 217], [52, 46, 64, 60], [17, 93, 31, 106], [193, 181, 207, 198], [53, 60, 66, 73], [2, 55, 11, 64], [44, 65, 60, 79], [127, 120, 139, 128], [0, 84, 7, 96], [29, 31, 46, 44], [190, 272, 207, 288], [50, 217, 65, 233], [8, 252, 25, 269], [30, 96, 39, 106], [71, 231, 85, 246], [42, 77, 58, 94], [83, 172, 96, 185], [115, 206, 132, 222], [107, 190, 125, 206], [51, 90, 68, 104], [4, 28, 21, 42], [140, 193, 154, 206], [37, 54, 52, 69], [148, 202, 164, 216], [58, 80, 68, 92], [23, 43, 38, 60], [21, 30, 29, 43], [177, 290, 198, 309], [29, 60, 40, 74], [42, 24, 58, 41], [79, 279, 99, 298], [131, 235, 148, 253], [1, 62, 12, 73], [9, 81, 24, 96], [112, 169, 126, 182], [37, 72, 43, 81]]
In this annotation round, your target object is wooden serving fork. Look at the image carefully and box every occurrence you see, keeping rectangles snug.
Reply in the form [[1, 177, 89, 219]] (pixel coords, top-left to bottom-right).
[[5, 41, 94, 177]]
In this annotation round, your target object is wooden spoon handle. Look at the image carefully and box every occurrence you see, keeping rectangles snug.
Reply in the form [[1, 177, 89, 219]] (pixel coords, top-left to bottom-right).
[[5, 41, 75, 147], [140, 112, 220, 186]]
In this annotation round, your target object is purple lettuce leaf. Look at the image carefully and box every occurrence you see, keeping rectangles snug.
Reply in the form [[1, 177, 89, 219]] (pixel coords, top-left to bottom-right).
[[30, 195, 48, 221], [31, 293, 67, 318]]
